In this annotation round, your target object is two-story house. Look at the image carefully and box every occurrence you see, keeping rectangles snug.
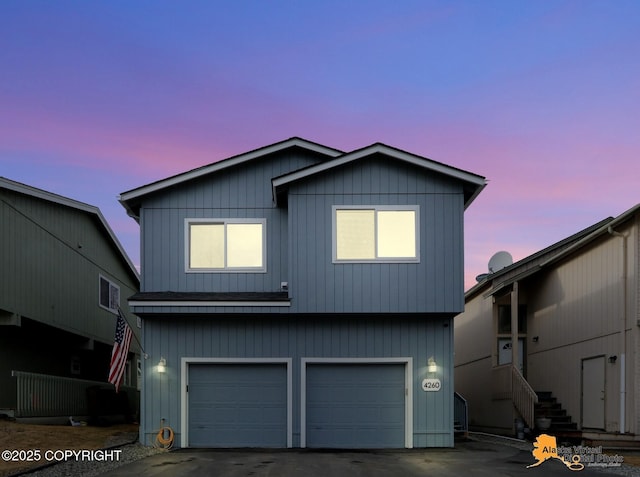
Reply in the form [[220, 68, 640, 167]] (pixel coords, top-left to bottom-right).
[[0, 177, 140, 420], [455, 203, 640, 446], [119, 137, 486, 448]]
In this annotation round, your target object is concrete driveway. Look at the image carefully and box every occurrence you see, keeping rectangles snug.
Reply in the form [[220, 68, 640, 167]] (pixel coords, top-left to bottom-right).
[[98, 440, 629, 477]]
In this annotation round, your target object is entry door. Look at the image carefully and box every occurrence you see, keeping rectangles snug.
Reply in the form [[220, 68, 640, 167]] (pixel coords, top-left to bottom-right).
[[582, 356, 605, 429], [497, 338, 525, 373]]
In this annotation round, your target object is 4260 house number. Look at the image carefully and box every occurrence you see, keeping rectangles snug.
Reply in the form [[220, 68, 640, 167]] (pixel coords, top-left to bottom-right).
[[421, 378, 441, 392]]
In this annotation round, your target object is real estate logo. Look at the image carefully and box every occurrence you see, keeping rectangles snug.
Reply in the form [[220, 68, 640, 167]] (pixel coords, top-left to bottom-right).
[[527, 434, 624, 471]]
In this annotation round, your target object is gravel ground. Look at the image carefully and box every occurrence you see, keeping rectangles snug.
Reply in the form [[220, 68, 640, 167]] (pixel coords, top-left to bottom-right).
[[11, 433, 166, 477]]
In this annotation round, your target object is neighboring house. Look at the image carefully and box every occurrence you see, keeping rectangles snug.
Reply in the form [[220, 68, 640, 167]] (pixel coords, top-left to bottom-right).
[[455, 204, 640, 445], [0, 177, 140, 420], [119, 137, 486, 449]]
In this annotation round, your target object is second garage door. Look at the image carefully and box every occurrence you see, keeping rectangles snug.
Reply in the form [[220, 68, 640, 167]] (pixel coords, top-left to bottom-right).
[[305, 363, 406, 448], [188, 363, 288, 447]]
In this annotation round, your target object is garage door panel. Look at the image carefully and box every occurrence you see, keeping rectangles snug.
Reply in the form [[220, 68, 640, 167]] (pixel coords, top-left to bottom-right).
[[188, 363, 287, 448], [306, 363, 405, 448]]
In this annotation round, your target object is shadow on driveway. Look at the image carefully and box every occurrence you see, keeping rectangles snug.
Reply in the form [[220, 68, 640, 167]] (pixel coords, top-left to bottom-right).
[[98, 440, 628, 477]]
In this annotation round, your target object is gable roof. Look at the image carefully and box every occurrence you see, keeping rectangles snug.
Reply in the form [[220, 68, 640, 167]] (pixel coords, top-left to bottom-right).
[[272, 142, 487, 209], [1, 176, 139, 282], [119, 137, 343, 219], [120, 137, 487, 219], [465, 202, 640, 300]]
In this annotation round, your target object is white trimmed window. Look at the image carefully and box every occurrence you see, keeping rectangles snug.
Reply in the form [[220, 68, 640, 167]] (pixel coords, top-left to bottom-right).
[[99, 275, 120, 313], [333, 206, 419, 262], [186, 218, 266, 272]]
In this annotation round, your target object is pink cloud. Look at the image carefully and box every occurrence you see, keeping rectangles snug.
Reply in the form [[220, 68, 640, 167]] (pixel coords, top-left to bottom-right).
[[0, 99, 229, 178]]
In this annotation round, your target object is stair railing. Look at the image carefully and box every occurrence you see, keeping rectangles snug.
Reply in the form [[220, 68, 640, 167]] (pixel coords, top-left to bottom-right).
[[511, 365, 538, 429], [454, 392, 468, 435]]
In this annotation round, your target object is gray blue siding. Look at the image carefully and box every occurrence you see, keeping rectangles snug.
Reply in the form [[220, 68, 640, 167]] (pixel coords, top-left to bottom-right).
[[141, 314, 454, 448], [139, 150, 322, 294], [289, 157, 465, 313], [131, 144, 475, 448], [136, 154, 465, 315]]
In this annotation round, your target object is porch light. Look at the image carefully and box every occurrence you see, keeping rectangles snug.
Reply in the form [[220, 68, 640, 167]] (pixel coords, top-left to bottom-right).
[[157, 357, 167, 373], [428, 357, 437, 373]]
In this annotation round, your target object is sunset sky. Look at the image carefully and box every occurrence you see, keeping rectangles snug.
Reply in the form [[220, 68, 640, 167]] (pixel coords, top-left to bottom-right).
[[2, 0, 639, 289]]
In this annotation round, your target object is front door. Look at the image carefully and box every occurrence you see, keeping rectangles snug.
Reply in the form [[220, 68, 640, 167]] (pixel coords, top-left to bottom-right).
[[497, 338, 524, 373], [582, 356, 605, 429]]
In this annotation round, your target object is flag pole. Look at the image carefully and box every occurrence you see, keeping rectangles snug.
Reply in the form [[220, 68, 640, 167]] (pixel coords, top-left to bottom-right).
[[118, 307, 148, 359]]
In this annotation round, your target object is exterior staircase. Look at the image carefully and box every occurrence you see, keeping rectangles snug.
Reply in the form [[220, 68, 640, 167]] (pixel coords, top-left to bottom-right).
[[454, 392, 469, 439], [535, 391, 579, 437]]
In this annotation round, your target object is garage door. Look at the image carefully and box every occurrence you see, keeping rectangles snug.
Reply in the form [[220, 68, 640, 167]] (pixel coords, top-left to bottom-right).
[[305, 363, 406, 448], [188, 363, 288, 447]]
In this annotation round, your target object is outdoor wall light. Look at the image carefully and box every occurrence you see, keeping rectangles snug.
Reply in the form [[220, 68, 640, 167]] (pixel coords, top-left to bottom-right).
[[609, 355, 617, 364], [428, 357, 437, 373], [157, 357, 167, 373], [532, 336, 539, 342]]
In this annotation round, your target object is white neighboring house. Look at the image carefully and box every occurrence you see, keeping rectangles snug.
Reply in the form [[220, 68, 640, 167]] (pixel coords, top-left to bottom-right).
[[455, 203, 640, 446]]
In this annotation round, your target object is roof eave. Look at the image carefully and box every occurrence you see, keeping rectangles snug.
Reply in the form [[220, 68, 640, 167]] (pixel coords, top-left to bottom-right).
[[120, 137, 343, 217], [273, 143, 487, 206], [1, 177, 140, 282], [539, 203, 640, 269], [474, 204, 640, 300], [463, 180, 488, 210]]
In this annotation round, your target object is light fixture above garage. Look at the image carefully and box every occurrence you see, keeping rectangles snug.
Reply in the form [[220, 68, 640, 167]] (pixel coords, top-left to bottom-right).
[[157, 357, 167, 373], [428, 357, 437, 373]]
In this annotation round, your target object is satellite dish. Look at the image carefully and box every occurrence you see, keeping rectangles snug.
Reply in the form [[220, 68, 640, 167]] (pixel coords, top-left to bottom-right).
[[488, 251, 513, 273]]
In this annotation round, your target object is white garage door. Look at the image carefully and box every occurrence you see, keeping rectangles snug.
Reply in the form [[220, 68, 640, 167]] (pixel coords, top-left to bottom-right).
[[188, 363, 288, 447], [305, 363, 406, 448]]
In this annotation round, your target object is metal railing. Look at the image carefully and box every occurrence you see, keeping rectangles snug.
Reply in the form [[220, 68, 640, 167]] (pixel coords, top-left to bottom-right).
[[11, 370, 138, 418], [454, 392, 468, 435]]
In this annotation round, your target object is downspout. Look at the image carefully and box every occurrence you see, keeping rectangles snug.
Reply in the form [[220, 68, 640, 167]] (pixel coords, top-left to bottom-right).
[[608, 225, 628, 434]]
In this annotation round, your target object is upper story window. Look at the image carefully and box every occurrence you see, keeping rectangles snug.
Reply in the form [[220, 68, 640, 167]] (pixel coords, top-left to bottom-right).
[[332, 205, 419, 263], [99, 275, 120, 313], [186, 218, 266, 272]]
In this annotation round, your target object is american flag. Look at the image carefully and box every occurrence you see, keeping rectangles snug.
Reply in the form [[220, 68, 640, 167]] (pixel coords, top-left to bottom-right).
[[108, 309, 133, 393]]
